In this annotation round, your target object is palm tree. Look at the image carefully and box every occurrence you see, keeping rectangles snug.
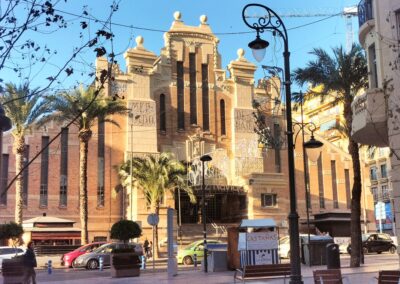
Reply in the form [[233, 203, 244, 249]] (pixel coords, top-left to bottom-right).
[[0, 83, 50, 225], [40, 86, 128, 244], [293, 44, 368, 267], [117, 152, 195, 258]]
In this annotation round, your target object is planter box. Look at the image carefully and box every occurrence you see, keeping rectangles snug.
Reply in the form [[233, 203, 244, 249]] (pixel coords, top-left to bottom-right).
[[110, 252, 141, 278]]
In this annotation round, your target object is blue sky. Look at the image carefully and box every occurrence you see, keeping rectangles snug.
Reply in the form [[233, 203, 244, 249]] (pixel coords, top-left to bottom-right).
[[1, 0, 361, 93]]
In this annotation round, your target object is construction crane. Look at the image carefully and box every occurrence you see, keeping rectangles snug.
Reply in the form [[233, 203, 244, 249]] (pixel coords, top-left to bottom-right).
[[244, 6, 358, 53]]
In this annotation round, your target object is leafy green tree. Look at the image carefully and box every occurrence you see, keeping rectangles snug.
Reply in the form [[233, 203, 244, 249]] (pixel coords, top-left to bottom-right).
[[0, 83, 50, 224], [39, 86, 128, 244], [293, 44, 368, 267], [117, 152, 195, 258], [0, 222, 24, 246], [110, 220, 142, 243]]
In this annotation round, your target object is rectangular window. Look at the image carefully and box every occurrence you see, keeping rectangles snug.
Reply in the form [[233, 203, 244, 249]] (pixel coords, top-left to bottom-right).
[[368, 43, 378, 88], [382, 185, 390, 201], [371, 186, 378, 201], [317, 155, 325, 208], [0, 154, 9, 205], [177, 61, 185, 130], [202, 64, 209, 131], [23, 145, 29, 206], [261, 193, 277, 207], [367, 147, 376, 159], [97, 121, 105, 207], [189, 53, 197, 125], [40, 136, 50, 207], [380, 164, 387, 179], [370, 166, 377, 180], [331, 160, 338, 208], [59, 128, 68, 207], [345, 169, 351, 209]]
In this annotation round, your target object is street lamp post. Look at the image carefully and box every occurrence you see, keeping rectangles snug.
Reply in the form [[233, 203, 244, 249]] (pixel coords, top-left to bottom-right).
[[293, 92, 323, 247], [242, 4, 301, 283], [200, 154, 212, 273]]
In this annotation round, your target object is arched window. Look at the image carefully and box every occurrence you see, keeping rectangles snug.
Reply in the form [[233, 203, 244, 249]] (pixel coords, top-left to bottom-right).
[[177, 61, 184, 130], [220, 99, 226, 135], [202, 64, 209, 130], [160, 94, 166, 132]]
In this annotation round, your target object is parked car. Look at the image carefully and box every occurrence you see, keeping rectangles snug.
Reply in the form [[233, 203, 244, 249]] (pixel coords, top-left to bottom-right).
[[347, 233, 396, 254], [177, 240, 221, 265], [338, 242, 350, 254], [0, 246, 26, 269], [73, 242, 143, 270], [61, 242, 107, 267], [279, 234, 316, 259]]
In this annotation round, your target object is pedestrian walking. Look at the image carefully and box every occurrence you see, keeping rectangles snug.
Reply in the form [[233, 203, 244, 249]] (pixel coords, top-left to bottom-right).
[[144, 239, 150, 258], [23, 241, 37, 284], [148, 241, 153, 259]]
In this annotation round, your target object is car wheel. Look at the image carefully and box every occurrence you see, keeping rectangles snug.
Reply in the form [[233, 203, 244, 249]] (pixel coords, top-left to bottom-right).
[[183, 256, 193, 265], [389, 246, 396, 254], [71, 259, 77, 268], [363, 247, 368, 254], [87, 259, 99, 270]]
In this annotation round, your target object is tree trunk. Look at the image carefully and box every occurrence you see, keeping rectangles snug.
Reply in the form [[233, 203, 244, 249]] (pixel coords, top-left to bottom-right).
[[344, 95, 362, 268], [349, 138, 362, 267], [79, 129, 92, 245], [13, 136, 25, 225], [155, 205, 160, 259]]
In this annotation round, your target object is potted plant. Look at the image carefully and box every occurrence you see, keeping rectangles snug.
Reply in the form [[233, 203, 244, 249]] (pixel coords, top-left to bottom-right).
[[109, 220, 142, 278]]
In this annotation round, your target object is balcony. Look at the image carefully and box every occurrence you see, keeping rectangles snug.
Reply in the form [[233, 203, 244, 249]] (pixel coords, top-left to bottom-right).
[[358, 0, 373, 27], [351, 89, 388, 147], [358, 0, 374, 44]]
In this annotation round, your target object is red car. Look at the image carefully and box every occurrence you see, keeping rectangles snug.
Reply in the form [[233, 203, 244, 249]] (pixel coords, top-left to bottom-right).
[[61, 242, 106, 267]]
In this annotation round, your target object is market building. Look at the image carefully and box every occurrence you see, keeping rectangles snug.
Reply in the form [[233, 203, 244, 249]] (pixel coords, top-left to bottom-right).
[[0, 12, 375, 243]]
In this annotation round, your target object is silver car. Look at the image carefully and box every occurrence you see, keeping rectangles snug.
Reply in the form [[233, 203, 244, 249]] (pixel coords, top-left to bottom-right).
[[73, 242, 143, 270], [0, 246, 26, 269]]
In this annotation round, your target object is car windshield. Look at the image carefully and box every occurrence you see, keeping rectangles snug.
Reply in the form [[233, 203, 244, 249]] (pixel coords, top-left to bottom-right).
[[362, 234, 370, 241], [92, 243, 109, 253], [184, 242, 200, 250]]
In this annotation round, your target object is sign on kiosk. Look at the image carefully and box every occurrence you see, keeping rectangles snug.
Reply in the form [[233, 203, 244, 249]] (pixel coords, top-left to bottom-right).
[[238, 231, 279, 250]]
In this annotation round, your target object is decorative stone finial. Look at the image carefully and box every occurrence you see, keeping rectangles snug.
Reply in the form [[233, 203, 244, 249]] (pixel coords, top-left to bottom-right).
[[174, 11, 181, 21], [135, 36, 144, 48], [237, 48, 245, 60], [200, 15, 207, 24]]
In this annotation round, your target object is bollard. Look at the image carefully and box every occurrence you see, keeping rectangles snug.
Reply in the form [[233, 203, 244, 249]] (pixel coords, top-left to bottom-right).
[[99, 256, 103, 271], [193, 254, 197, 268], [47, 260, 52, 275], [140, 255, 146, 270]]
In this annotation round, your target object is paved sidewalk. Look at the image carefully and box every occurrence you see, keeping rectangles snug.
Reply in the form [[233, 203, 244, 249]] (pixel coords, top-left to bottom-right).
[[21, 254, 400, 284]]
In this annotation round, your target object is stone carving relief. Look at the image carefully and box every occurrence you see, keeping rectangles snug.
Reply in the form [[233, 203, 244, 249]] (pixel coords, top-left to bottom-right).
[[111, 81, 127, 96], [235, 139, 263, 176], [131, 101, 156, 127], [234, 109, 255, 133]]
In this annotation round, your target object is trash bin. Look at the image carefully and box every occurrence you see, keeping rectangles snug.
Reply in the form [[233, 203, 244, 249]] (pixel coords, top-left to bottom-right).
[[207, 243, 228, 272], [302, 235, 334, 266], [326, 243, 340, 269]]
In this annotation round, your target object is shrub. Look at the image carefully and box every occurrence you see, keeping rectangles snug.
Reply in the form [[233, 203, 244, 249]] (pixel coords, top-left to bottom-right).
[[110, 220, 141, 243], [0, 222, 24, 241]]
